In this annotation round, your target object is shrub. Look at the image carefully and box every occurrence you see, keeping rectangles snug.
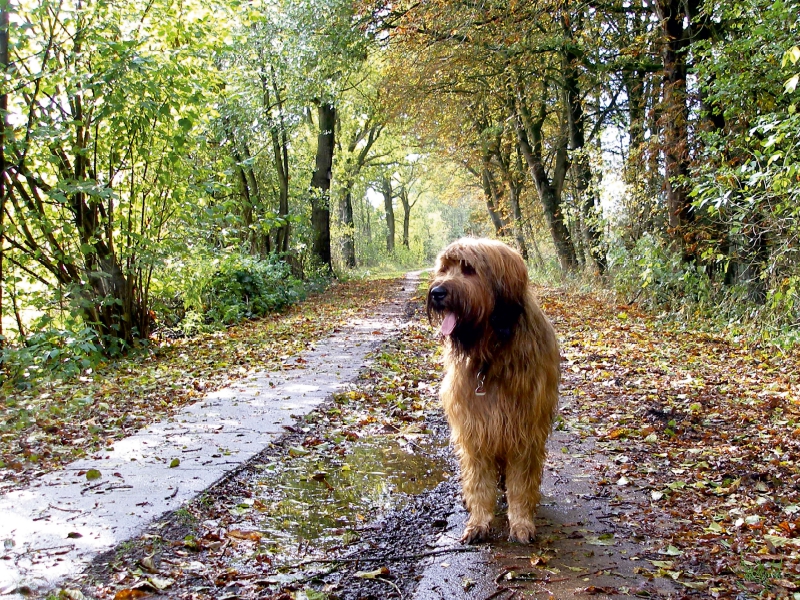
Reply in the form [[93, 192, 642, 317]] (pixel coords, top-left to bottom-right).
[[180, 253, 307, 332], [1, 322, 103, 387]]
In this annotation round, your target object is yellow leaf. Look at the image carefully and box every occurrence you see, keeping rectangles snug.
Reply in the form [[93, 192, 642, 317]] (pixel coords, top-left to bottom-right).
[[782, 46, 800, 67], [228, 529, 263, 541], [355, 566, 389, 579]]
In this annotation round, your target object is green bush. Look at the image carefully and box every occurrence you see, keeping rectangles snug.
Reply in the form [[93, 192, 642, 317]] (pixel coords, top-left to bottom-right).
[[608, 234, 724, 311], [181, 254, 307, 331], [1, 322, 103, 387]]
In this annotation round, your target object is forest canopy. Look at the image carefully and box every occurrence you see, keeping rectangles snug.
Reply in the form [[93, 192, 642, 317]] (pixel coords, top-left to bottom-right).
[[0, 0, 799, 383]]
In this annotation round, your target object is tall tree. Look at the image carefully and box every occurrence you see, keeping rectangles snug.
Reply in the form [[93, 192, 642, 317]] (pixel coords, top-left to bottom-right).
[[562, 10, 607, 274], [3, 0, 215, 349], [261, 64, 292, 253], [396, 166, 420, 249], [654, 0, 695, 253], [378, 173, 396, 253], [310, 102, 337, 269], [335, 91, 386, 268], [511, 86, 577, 270]]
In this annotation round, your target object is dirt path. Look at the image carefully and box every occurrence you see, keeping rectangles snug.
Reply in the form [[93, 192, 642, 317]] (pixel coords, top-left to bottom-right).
[[37, 277, 703, 600], [15, 276, 796, 599]]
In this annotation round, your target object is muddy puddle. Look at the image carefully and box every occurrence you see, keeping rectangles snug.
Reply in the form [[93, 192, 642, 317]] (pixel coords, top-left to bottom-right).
[[220, 432, 451, 569]]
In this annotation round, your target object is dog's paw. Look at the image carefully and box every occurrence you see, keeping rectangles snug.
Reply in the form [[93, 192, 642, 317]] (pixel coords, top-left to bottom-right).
[[508, 521, 536, 543], [461, 523, 490, 544]]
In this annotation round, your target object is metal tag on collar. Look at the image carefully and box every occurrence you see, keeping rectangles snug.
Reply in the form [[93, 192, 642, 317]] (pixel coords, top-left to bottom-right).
[[475, 371, 486, 396]]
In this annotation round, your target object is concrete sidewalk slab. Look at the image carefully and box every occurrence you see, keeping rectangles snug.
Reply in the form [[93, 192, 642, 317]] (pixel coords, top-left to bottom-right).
[[0, 274, 419, 597]]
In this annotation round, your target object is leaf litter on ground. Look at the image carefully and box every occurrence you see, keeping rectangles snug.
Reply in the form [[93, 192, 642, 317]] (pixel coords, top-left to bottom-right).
[[0, 277, 402, 492], [17, 278, 800, 599], [544, 290, 800, 598]]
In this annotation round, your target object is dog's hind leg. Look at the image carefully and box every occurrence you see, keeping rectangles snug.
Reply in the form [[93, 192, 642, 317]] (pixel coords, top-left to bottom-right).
[[504, 445, 545, 543], [458, 451, 497, 544]]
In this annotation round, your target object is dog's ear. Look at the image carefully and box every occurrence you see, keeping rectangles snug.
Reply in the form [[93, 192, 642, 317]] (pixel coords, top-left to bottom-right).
[[490, 295, 523, 342]]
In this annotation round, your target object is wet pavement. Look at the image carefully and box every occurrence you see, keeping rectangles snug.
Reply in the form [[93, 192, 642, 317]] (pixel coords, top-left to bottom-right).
[[408, 429, 682, 599], [0, 274, 421, 597]]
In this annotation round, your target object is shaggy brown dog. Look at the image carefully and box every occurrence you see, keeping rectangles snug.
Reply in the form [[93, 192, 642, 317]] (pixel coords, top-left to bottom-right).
[[427, 238, 560, 544]]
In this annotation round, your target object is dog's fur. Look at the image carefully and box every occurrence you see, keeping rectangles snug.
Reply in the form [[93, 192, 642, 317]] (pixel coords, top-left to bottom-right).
[[426, 238, 560, 543]]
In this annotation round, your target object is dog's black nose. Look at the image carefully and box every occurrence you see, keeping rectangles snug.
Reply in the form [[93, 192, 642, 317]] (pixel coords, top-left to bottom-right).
[[430, 286, 447, 301]]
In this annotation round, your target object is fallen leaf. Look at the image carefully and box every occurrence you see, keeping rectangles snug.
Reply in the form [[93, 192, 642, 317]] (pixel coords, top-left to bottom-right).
[[113, 590, 149, 600], [228, 529, 263, 541], [529, 553, 549, 566], [355, 566, 390, 579], [140, 556, 158, 573], [772, 578, 800, 590], [586, 534, 616, 546], [146, 576, 174, 590]]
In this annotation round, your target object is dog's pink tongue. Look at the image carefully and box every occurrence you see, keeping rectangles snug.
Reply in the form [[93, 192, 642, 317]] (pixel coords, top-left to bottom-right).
[[440, 313, 457, 336]]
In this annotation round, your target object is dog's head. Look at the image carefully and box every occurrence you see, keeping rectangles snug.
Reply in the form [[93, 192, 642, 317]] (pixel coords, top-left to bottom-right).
[[427, 238, 528, 353]]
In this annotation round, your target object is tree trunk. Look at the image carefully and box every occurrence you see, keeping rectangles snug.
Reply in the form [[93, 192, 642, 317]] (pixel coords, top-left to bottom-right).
[[505, 178, 528, 261], [337, 123, 381, 268], [310, 102, 335, 270], [655, 0, 693, 250], [489, 143, 528, 261], [269, 67, 291, 253], [228, 137, 255, 252], [363, 192, 372, 241], [70, 63, 145, 346], [511, 90, 578, 271], [339, 190, 356, 267], [479, 164, 509, 235], [380, 176, 395, 253], [0, 0, 8, 345], [398, 185, 414, 249]]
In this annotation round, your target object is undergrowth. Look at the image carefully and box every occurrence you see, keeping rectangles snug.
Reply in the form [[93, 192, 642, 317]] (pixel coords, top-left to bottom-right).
[[527, 236, 800, 351], [1, 252, 330, 390]]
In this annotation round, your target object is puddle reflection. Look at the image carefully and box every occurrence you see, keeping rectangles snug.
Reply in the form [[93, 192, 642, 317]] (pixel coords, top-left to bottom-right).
[[246, 435, 449, 561]]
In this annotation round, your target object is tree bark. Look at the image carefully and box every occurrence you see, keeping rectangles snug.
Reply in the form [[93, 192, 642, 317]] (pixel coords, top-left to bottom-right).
[[68, 25, 144, 346], [489, 142, 528, 261], [477, 164, 509, 236], [398, 185, 415, 249], [511, 90, 578, 271], [0, 0, 8, 345], [505, 176, 528, 261], [339, 190, 356, 267], [380, 176, 395, 253], [310, 102, 336, 270], [654, 0, 693, 248], [337, 123, 382, 268], [268, 66, 291, 253]]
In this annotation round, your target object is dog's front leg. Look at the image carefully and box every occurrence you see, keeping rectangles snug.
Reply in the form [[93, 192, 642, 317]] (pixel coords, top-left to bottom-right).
[[504, 445, 545, 543], [457, 450, 496, 543]]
